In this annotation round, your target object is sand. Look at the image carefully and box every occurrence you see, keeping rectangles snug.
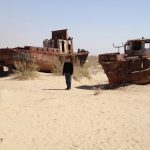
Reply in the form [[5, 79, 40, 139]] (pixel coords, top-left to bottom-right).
[[0, 69, 150, 150]]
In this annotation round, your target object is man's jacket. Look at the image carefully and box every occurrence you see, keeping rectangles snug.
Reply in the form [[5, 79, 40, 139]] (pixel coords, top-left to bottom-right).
[[63, 62, 73, 75]]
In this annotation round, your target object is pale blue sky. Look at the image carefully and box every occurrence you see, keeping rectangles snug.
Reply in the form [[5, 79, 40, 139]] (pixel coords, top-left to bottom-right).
[[0, 0, 150, 54]]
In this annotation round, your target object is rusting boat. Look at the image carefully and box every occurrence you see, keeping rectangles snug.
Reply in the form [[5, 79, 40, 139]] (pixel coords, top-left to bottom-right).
[[0, 29, 88, 73], [99, 38, 150, 86]]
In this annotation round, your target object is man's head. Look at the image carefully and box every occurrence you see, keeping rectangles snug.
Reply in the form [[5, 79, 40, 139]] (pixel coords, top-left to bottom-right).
[[65, 56, 71, 62]]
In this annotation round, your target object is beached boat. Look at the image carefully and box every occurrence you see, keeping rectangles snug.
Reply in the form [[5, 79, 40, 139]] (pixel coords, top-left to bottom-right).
[[99, 38, 150, 86], [0, 29, 89, 73]]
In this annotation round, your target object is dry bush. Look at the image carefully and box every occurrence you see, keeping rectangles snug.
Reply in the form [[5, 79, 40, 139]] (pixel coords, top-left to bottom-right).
[[50, 56, 91, 80], [73, 55, 102, 81], [86, 56, 98, 67], [50, 56, 64, 74], [14, 61, 39, 80], [86, 55, 102, 74], [73, 63, 91, 81]]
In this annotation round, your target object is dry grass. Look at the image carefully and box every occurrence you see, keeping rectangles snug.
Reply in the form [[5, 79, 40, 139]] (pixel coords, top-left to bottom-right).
[[50, 55, 101, 81], [73, 55, 100, 81], [50, 56, 64, 74], [50, 56, 90, 80], [86, 56, 99, 67], [14, 61, 39, 80], [86, 56, 102, 75], [73, 55, 101, 81], [73, 64, 91, 81]]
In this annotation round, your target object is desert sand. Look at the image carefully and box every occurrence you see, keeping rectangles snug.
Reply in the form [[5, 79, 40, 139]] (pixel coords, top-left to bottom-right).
[[0, 68, 150, 150]]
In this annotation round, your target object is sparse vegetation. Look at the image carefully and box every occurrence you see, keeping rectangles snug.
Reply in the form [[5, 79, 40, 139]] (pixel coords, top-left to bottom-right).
[[73, 55, 100, 81], [50, 56, 91, 80], [86, 56, 99, 67], [73, 55, 102, 81], [86, 55, 102, 75], [14, 61, 39, 80], [73, 64, 91, 81], [50, 56, 63, 74], [50, 55, 101, 81]]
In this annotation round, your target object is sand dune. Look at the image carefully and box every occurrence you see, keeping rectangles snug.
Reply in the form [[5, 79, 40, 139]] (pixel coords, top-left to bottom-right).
[[0, 70, 150, 150]]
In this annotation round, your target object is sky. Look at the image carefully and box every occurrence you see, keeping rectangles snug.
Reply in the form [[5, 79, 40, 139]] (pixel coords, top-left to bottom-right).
[[0, 0, 150, 55]]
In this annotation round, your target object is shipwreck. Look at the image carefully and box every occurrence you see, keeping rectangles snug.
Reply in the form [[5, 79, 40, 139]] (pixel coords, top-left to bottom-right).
[[99, 38, 150, 86], [0, 29, 89, 74]]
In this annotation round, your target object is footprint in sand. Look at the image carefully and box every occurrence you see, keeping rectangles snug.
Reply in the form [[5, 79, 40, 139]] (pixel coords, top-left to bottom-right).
[[0, 138, 4, 143]]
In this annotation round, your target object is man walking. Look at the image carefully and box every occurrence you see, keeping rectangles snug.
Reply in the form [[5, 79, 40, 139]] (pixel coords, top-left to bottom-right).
[[63, 56, 73, 90]]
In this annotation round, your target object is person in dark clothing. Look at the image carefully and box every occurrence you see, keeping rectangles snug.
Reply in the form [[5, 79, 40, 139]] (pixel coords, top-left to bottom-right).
[[63, 56, 73, 90]]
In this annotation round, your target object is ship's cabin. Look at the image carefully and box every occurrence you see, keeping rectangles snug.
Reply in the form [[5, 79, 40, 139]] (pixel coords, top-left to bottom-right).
[[124, 38, 150, 57], [43, 29, 73, 53]]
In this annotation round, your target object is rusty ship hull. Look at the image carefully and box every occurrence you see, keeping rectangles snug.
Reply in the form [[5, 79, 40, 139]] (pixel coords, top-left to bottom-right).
[[0, 46, 88, 72], [99, 53, 150, 86], [99, 38, 150, 86]]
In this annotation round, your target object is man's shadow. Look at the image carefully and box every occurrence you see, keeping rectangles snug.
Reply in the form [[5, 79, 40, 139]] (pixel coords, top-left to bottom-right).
[[76, 83, 130, 90], [42, 88, 65, 91], [75, 84, 110, 90]]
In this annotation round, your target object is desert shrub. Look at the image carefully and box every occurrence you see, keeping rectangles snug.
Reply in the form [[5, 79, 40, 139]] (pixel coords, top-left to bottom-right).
[[86, 55, 102, 74], [50, 56, 64, 74], [50, 56, 91, 80], [73, 63, 91, 81], [86, 56, 98, 67], [14, 61, 38, 80]]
